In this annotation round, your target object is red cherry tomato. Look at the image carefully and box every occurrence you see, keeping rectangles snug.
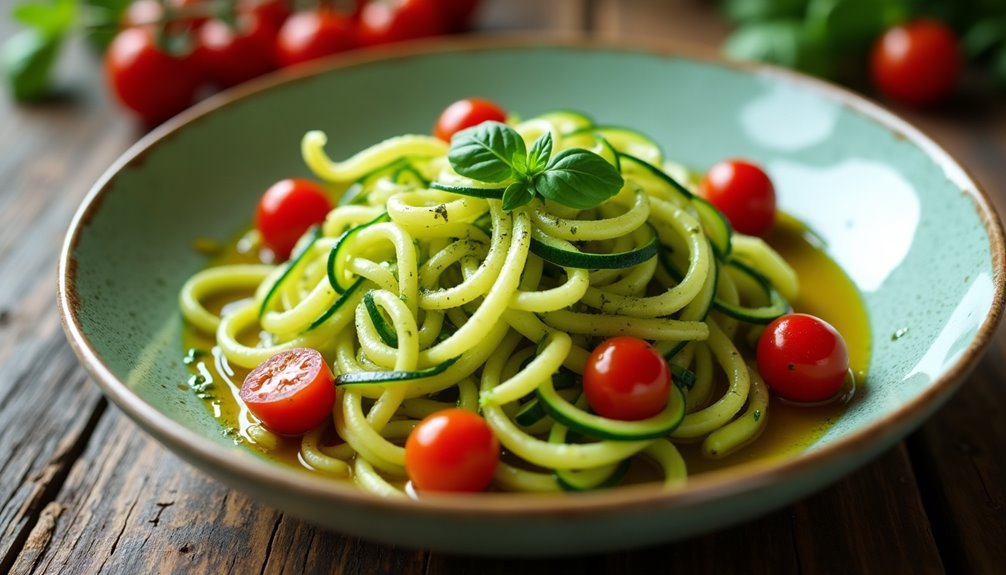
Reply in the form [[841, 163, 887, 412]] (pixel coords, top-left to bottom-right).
[[871, 19, 961, 107], [582, 336, 671, 421], [405, 408, 500, 493], [276, 10, 356, 67], [196, 13, 277, 89], [433, 97, 507, 142], [700, 159, 777, 237], [239, 348, 336, 435], [756, 313, 850, 403], [256, 178, 333, 260], [105, 27, 199, 124], [357, 0, 446, 46], [239, 0, 292, 31]]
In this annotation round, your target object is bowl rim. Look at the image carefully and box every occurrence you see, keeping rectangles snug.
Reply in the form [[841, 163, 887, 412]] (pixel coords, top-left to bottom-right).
[[57, 35, 1006, 518]]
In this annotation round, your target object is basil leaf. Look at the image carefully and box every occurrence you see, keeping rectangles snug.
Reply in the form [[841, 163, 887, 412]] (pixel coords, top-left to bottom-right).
[[527, 131, 553, 174], [806, 0, 902, 50], [83, 0, 135, 49], [723, 19, 834, 77], [502, 181, 534, 211], [536, 148, 623, 210], [13, 0, 75, 37], [2, 28, 62, 102], [448, 121, 527, 183]]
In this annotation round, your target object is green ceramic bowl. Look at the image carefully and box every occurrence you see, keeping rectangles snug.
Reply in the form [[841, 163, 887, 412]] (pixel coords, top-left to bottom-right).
[[58, 39, 1005, 555]]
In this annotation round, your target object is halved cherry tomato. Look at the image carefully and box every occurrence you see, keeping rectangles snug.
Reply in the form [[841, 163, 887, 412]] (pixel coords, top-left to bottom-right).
[[256, 178, 333, 260], [405, 408, 500, 492], [870, 19, 961, 107], [105, 26, 199, 124], [756, 313, 850, 403], [239, 348, 336, 435], [433, 97, 507, 142], [582, 336, 671, 421], [195, 12, 277, 89], [357, 0, 446, 46], [700, 158, 776, 237], [276, 9, 356, 67]]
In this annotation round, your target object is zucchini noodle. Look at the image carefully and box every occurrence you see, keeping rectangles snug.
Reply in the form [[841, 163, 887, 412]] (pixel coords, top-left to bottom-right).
[[178, 110, 806, 496]]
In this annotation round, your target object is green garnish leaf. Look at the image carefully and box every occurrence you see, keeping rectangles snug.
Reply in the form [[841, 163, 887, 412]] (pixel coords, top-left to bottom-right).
[[446, 120, 622, 211], [2, 28, 61, 101], [448, 121, 527, 183], [527, 131, 553, 174], [502, 181, 535, 211], [536, 148, 624, 210]]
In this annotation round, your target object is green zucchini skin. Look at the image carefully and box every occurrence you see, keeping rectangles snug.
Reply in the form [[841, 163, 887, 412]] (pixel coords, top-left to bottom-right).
[[335, 356, 460, 387], [536, 382, 686, 441]]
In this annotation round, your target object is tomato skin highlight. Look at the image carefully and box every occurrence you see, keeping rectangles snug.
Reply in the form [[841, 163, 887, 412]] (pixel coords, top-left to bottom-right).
[[256, 178, 333, 260], [582, 336, 671, 421], [405, 409, 500, 493], [756, 313, 850, 403], [358, 0, 446, 46], [240, 348, 336, 435], [871, 19, 961, 107], [195, 13, 278, 89], [276, 10, 357, 67], [434, 97, 507, 142], [700, 159, 776, 237], [105, 27, 199, 125]]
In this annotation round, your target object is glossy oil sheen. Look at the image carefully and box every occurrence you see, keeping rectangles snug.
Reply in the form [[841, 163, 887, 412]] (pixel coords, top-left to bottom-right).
[[60, 43, 1003, 555]]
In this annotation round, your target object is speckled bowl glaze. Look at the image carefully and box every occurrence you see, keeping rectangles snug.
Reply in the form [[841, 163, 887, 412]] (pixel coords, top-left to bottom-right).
[[58, 39, 1005, 556]]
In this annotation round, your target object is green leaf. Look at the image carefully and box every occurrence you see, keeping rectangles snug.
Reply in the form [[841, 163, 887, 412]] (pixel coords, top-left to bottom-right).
[[964, 19, 1006, 61], [720, 0, 807, 24], [84, 0, 136, 49], [535, 148, 623, 210], [527, 131, 553, 174], [448, 121, 527, 183], [502, 181, 535, 211], [2, 28, 62, 101], [14, 0, 75, 36], [806, 0, 905, 50], [723, 19, 834, 77], [991, 43, 1006, 91]]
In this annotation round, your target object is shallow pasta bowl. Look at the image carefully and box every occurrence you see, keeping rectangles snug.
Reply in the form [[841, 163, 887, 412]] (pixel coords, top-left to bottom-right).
[[57, 38, 1005, 555]]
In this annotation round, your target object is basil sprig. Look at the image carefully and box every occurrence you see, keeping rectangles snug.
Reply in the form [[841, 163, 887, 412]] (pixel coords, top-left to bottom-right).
[[447, 121, 623, 211]]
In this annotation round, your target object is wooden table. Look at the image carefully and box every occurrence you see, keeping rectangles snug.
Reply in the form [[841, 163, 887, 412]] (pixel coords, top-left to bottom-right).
[[2, 1, 1004, 572]]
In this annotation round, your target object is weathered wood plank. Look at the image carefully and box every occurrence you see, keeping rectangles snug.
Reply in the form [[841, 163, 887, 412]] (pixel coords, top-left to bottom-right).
[[0, 35, 138, 573], [475, 0, 586, 33], [909, 350, 1006, 571], [593, 0, 731, 46], [9, 408, 429, 575]]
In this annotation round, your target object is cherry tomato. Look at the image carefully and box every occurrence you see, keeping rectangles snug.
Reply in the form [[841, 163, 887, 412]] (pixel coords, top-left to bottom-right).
[[256, 178, 333, 260], [433, 97, 507, 142], [122, 0, 207, 31], [276, 10, 356, 67], [405, 408, 500, 493], [582, 336, 671, 421], [756, 313, 850, 403], [239, 348, 336, 435], [871, 19, 961, 107], [239, 0, 292, 31], [105, 27, 199, 124], [700, 159, 776, 237], [358, 0, 446, 46], [196, 13, 277, 89]]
